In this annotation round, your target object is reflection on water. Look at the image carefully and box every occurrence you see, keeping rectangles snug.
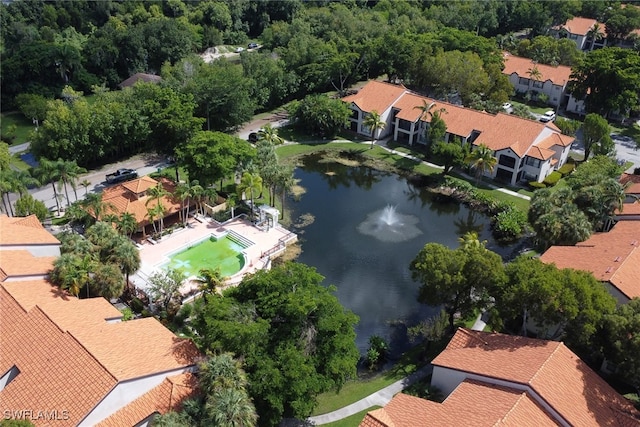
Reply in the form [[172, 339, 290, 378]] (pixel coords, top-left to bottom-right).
[[289, 154, 515, 355]]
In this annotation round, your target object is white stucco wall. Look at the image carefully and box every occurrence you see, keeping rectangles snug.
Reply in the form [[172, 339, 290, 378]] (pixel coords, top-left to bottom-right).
[[78, 366, 195, 426], [0, 244, 60, 257]]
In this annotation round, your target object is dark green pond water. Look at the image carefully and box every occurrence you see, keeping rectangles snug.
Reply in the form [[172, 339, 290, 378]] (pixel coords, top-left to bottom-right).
[[289, 153, 517, 355]]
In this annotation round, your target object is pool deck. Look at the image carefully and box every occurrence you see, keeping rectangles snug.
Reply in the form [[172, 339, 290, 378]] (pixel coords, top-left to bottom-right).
[[130, 215, 297, 295]]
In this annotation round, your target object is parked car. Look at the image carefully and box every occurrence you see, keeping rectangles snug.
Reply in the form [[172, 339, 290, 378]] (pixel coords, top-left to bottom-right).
[[248, 132, 258, 143], [502, 102, 513, 113], [540, 111, 556, 122], [248, 42, 258, 49], [234, 47, 244, 53], [105, 168, 137, 184]]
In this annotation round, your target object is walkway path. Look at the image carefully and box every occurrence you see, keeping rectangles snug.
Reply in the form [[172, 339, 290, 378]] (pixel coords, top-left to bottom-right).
[[307, 365, 433, 425], [376, 139, 531, 201]]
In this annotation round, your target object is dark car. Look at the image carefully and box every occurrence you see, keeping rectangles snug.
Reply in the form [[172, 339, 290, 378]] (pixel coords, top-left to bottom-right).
[[248, 42, 258, 49], [248, 132, 258, 143]]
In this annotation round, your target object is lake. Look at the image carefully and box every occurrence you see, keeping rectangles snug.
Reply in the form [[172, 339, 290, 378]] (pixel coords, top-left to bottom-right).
[[289, 153, 516, 356]]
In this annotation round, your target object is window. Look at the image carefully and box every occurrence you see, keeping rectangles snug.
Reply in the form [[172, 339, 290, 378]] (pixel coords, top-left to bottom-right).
[[518, 77, 529, 85], [350, 109, 359, 119], [533, 81, 544, 89], [0, 365, 20, 391], [498, 155, 516, 169], [525, 156, 540, 168]]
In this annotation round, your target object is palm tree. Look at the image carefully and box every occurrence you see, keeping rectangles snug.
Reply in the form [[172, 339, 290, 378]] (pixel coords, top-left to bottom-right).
[[146, 182, 170, 233], [237, 172, 262, 220], [175, 181, 191, 225], [197, 353, 257, 427], [190, 181, 205, 216], [226, 193, 238, 219], [527, 65, 542, 97], [56, 159, 75, 207], [195, 268, 225, 301], [80, 179, 92, 196], [108, 238, 140, 291], [465, 144, 497, 185], [0, 169, 29, 216], [209, 388, 258, 427], [457, 231, 487, 250], [362, 110, 386, 149], [33, 157, 63, 213], [586, 23, 604, 50], [116, 212, 138, 237], [257, 123, 284, 145], [83, 192, 113, 222]]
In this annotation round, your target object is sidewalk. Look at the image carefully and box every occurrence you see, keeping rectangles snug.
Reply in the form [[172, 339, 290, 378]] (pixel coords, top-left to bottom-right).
[[307, 365, 433, 425], [376, 139, 531, 201]]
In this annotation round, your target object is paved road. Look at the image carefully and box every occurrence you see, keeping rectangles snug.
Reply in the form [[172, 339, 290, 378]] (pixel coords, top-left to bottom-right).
[[570, 129, 639, 173], [10, 153, 171, 213]]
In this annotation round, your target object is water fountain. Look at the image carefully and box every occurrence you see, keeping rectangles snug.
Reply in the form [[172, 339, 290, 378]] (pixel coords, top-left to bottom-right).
[[357, 204, 422, 243]]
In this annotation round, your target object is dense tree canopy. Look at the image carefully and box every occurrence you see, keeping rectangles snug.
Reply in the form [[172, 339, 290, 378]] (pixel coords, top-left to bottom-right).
[[599, 298, 640, 389], [193, 262, 359, 426], [177, 131, 254, 189], [568, 48, 640, 117], [494, 257, 616, 352], [410, 243, 506, 331]]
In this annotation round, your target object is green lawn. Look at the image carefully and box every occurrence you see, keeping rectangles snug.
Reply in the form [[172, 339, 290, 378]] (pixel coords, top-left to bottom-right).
[[1, 112, 34, 145], [322, 407, 381, 427], [510, 100, 549, 115]]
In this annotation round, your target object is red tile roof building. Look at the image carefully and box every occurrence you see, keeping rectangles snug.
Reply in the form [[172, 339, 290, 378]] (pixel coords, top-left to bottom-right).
[[0, 217, 200, 426], [343, 81, 574, 186], [502, 52, 571, 107], [540, 221, 640, 302], [552, 17, 607, 51], [360, 329, 640, 426], [99, 176, 183, 235]]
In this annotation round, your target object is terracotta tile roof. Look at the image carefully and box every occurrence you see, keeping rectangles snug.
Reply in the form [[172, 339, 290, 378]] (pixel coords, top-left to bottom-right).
[[0, 286, 117, 427], [0, 214, 60, 246], [389, 90, 564, 158], [71, 317, 200, 380], [540, 221, 640, 299], [343, 80, 407, 114], [101, 177, 182, 227], [394, 93, 495, 140], [474, 114, 548, 157], [503, 53, 572, 85], [0, 250, 56, 281], [96, 373, 198, 427], [620, 173, 640, 194], [432, 329, 640, 426], [617, 201, 640, 217], [3, 279, 123, 329], [122, 175, 159, 194], [360, 382, 557, 427], [4, 279, 199, 380], [525, 145, 556, 161], [557, 17, 606, 37]]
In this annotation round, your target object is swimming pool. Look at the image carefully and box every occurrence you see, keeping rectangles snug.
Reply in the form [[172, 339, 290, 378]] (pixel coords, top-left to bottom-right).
[[164, 233, 250, 278]]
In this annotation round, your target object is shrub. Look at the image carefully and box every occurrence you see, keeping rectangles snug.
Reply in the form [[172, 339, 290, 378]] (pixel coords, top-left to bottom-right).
[[529, 181, 546, 189], [493, 207, 528, 241], [543, 171, 562, 186], [130, 297, 144, 314], [366, 335, 389, 370], [120, 307, 134, 321], [557, 163, 575, 176]]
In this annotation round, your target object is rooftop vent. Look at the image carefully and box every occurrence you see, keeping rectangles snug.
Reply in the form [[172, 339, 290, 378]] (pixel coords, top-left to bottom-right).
[[614, 256, 621, 262], [605, 267, 613, 273]]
